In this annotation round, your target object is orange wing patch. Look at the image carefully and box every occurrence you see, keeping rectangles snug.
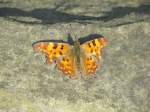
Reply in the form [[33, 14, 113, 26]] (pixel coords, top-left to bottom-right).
[[81, 38, 107, 58], [57, 56, 76, 78], [33, 42, 71, 63], [84, 56, 97, 74]]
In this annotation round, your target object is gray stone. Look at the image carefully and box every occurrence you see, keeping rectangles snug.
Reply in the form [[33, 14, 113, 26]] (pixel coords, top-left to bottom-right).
[[0, 0, 150, 112]]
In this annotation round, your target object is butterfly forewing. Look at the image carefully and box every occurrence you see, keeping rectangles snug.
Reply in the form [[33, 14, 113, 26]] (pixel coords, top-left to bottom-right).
[[56, 54, 77, 78], [33, 42, 71, 62]]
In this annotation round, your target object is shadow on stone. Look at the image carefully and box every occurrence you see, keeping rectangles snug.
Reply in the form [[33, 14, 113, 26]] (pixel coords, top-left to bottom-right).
[[102, 4, 150, 21], [0, 4, 149, 25], [0, 0, 11, 4]]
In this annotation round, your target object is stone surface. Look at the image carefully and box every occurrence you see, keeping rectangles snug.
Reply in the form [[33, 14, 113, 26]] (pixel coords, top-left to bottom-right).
[[0, 0, 150, 112]]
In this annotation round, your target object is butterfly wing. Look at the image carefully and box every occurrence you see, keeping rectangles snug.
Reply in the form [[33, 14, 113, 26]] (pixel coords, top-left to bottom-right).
[[80, 37, 107, 76], [32, 41, 77, 78]]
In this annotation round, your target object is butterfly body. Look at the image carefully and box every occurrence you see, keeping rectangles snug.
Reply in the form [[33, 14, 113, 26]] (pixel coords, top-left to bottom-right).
[[72, 40, 81, 70], [33, 34, 107, 78]]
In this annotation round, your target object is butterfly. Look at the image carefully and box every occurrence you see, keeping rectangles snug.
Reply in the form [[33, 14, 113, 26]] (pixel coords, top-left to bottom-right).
[[32, 33, 107, 79]]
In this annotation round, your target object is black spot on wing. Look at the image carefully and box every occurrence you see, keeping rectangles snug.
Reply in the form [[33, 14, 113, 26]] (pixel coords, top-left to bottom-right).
[[88, 43, 91, 47], [92, 40, 96, 46], [62, 58, 65, 61], [53, 43, 58, 49], [61, 45, 64, 50], [66, 58, 69, 62], [59, 51, 63, 55]]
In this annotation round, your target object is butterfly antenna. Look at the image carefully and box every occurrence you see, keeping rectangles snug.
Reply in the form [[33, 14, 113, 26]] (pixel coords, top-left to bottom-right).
[[59, 24, 68, 36], [59, 24, 78, 42], [69, 24, 78, 41]]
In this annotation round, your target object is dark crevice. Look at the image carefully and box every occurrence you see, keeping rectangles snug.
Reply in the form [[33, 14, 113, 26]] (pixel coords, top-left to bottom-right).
[[0, 4, 149, 26]]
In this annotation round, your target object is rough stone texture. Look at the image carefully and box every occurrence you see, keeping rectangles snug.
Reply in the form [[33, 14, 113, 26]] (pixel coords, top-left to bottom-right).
[[0, 0, 150, 112]]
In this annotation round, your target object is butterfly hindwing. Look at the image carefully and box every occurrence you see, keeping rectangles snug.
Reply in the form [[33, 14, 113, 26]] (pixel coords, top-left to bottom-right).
[[57, 55, 77, 78]]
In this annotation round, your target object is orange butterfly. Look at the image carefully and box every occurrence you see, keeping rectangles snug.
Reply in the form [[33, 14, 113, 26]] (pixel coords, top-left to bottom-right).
[[32, 33, 107, 78]]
